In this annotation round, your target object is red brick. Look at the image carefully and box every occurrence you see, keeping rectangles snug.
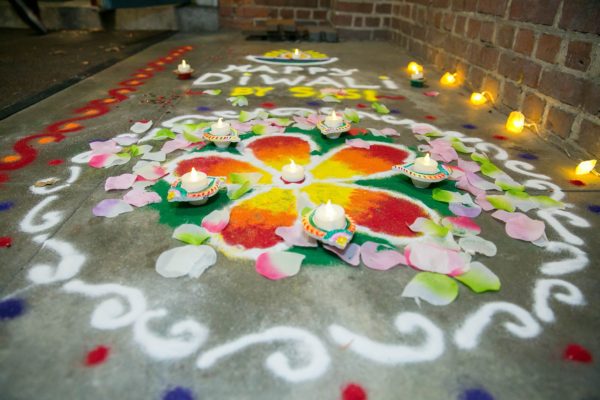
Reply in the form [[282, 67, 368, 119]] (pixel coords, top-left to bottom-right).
[[498, 53, 541, 88], [452, 0, 476, 12], [219, 6, 234, 17], [313, 10, 327, 20], [466, 18, 481, 39], [332, 13, 352, 26], [296, 9, 311, 19], [400, 4, 411, 18], [365, 17, 381, 27], [237, 6, 269, 18], [337, 28, 372, 40], [443, 13, 454, 31], [376, 3, 392, 14], [468, 43, 499, 70], [502, 81, 522, 109], [513, 28, 535, 56], [433, 11, 443, 29], [433, 0, 450, 8], [354, 16, 363, 27], [335, 1, 373, 14], [382, 17, 390, 27], [280, 8, 293, 18], [454, 15, 466, 35], [477, 0, 507, 16], [320, 0, 331, 8], [522, 92, 546, 123], [468, 65, 485, 89], [545, 107, 575, 139], [538, 70, 585, 107], [495, 24, 514, 49], [583, 82, 600, 117], [449, 36, 469, 58], [578, 119, 600, 157], [559, 0, 600, 35], [509, 0, 560, 25], [565, 41, 592, 72], [482, 75, 500, 101], [373, 29, 390, 40], [479, 21, 494, 43], [535, 34, 562, 63]]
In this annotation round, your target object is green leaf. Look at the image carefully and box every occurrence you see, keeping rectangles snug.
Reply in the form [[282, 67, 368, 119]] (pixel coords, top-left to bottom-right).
[[401, 272, 459, 306], [154, 128, 176, 140], [343, 108, 360, 123], [455, 261, 500, 293], [127, 145, 141, 157], [371, 102, 390, 114]]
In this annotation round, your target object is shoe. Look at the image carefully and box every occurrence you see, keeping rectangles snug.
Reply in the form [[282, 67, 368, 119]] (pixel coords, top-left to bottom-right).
[[8, 0, 48, 35]]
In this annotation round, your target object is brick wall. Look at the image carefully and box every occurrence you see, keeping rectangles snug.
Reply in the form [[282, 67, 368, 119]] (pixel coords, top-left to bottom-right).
[[389, 0, 600, 157], [330, 0, 392, 40], [219, 0, 332, 30]]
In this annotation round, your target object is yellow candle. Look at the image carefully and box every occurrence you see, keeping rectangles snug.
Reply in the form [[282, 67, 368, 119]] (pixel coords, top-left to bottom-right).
[[440, 72, 457, 86], [470, 92, 487, 105], [575, 160, 597, 175], [506, 111, 525, 133]]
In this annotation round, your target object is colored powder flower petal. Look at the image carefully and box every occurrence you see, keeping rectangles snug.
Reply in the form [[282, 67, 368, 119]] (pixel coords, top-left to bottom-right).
[[133, 161, 167, 181], [0, 236, 12, 248], [345, 138, 371, 149], [563, 344, 593, 363], [343, 108, 360, 123], [92, 199, 134, 218], [408, 217, 449, 237], [371, 102, 390, 114], [505, 213, 545, 242], [123, 189, 161, 207], [90, 140, 122, 154], [156, 245, 217, 278], [432, 189, 473, 205], [113, 133, 139, 146], [441, 216, 481, 236], [84, 345, 110, 366], [275, 223, 318, 248], [173, 224, 210, 245], [227, 96, 248, 107], [411, 123, 440, 135], [162, 138, 190, 154], [361, 241, 406, 270], [255, 251, 305, 280], [141, 151, 166, 162], [455, 261, 500, 293], [0, 298, 26, 319], [243, 135, 313, 170], [401, 272, 459, 306], [458, 236, 497, 256], [131, 120, 153, 134], [449, 202, 482, 218], [428, 138, 458, 163], [105, 173, 137, 191], [486, 195, 516, 212], [89, 153, 130, 169], [405, 240, 471, 276], [202, 208, 230, 233], [324, 243, 361, 266], [163, 386, 196, 400], [342, 383, 367, 400]]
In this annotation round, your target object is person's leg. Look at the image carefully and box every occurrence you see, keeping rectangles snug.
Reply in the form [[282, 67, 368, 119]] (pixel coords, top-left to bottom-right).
[[8, 0, 47, 35]]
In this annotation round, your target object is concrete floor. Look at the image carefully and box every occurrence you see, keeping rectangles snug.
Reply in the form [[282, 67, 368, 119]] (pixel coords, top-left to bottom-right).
[[0, 32, 599, 400]]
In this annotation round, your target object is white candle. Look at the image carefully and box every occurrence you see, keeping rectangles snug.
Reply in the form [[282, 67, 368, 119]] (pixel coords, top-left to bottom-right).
[[178, 60, 191, 73], [181, 167, 208, 192], [412, 153, 439, 174], [281, 159, 305, 182], [324, 110, 342, 128], [211, 118, 230, 136], [292, 49, 301, 59], [411, 71, 423, 80], [313, 200, 346, 231]]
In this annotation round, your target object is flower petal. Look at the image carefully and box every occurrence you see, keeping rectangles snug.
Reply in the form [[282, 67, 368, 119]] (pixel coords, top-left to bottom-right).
[[202, 209, 230, 233], [89, 153, 130, 169], [131, 120, 153, 134], [105, 173, 137, 191], [345, 138, 371, 149], [255, 251, 304, 280], [458, 236, 497, 256], [492, 211, 545, 242], [275, 223, 318, 247], [360, 241, 406, 270], [123, 189, 161, 207], [90, 140, 121, 154], [405, 240, 471, 276], [449, 202, 482, 218], [133, 161, 167, 181], [92, 199, 133, 218], [155, 245, 216, 278], [455, 261, 500, 293], [311, 143, 413, 180], [441, 216, 481, 236], [401, 272, 459, 306], [324, 243, 361, 266], [173, 224, 210, 245]]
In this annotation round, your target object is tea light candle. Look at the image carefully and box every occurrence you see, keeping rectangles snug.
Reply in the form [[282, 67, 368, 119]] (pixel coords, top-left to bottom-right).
[[178, 60, 191, 74], [575, 159, 597, 175], [292, 49, 301, 59], [440, 72, 457, 86], [470, 92, 487, 105], [506, 111, 525, 133], [324, 110, 342, 128], [314, 200, 346, 231], [281, 159, 305, 182], [181, 167, 208, 192], [412, 153, 438, 174], [407, 61, 422, 74], [211, 118, 230, 136]]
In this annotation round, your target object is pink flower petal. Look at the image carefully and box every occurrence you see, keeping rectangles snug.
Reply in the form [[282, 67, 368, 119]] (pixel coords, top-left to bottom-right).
[[324, 243, 361, 266], [442, 216, 481, 236], [130, 120, 153, 134], [201, 209, 230, 233], [275, 223, 317, 247], [496, 212, 545, 242], [255, 251, 305, 280], [475, 195, 494, 211], [457, 159, 480, 173], [429, 138, 458, 163], [361, 241, 406, 271], [92, 199, 133, 218], [405, 240, 471, 276], [412, 123, 440, 135], [423, 91, 439, 97], [105, 173, 137, 191], [123, 189, 161, 207], [449, 202, 482, 218], [90, 140, 121, 154]]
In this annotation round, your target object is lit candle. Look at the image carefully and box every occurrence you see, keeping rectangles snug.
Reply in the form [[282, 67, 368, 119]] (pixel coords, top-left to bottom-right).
[[178, 60, 191, 74], [313, 200, 346, 231], [324, 110, 342, 128], [407, 61, 422, 74], [470, 92, 487, 105], [292, 49, 301, 59], [281, 159, 305, 183], [412, 153, 439, 174], [211, 118, 231, 136], [575, 159, 597, 175], [506, 111, 525, 133], [440, 72, 457, 86], [181, 167, 208, 192]]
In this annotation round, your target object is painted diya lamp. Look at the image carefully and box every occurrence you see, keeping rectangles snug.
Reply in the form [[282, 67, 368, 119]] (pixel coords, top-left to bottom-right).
[[174, 60, 193, 80], [317, 110, 351, 139], [393, 153, 450, 188], [302, 200, 356, 250], [203, 118, 240, 149], [280, 159, 305, 184], [167, 168, 223, 205]]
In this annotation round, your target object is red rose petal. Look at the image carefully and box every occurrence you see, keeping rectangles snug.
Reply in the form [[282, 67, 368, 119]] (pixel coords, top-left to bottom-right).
[[569, 179, 586, 187], [342, 383, 367, 400], [0, 236, 12, 248], [85, 345, 110, 366], [563, 344, 593, 363]]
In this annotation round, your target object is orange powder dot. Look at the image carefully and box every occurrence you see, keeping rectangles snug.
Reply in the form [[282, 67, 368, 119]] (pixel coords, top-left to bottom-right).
[[37, 137, 56, 144], [2, 154, 21, 163]]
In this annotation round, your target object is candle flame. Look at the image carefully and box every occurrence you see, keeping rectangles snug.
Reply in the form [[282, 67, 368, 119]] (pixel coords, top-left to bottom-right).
[[506, 111, 525, 133], [190, 167, 199, 181], [324, 200, 334, 217], [424, 153, 431, 163], [330, 110, 337, 118], [407, 61, 422, 74], [289, 159, 296, 167], [575, 159, 597, 175], [217, 117, 223, 128], [440, 72, 456, 85], [470, 92, 487, 105], [294, 48, 299, 55], [181, 60, 188, 67]]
